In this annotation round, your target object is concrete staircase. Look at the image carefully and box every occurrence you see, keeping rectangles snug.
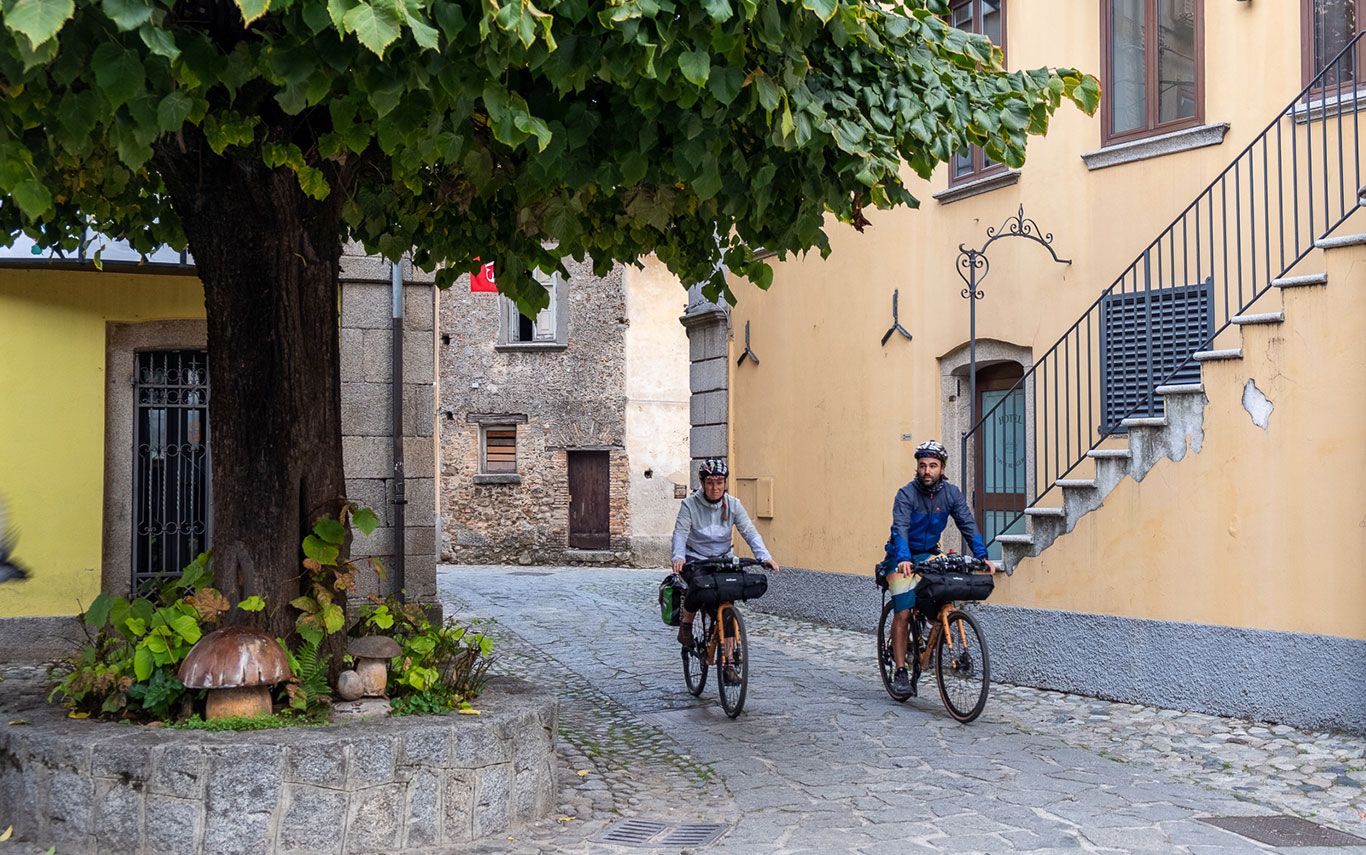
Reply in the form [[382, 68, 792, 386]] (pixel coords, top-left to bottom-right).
[[998, 232, 1366, 573]]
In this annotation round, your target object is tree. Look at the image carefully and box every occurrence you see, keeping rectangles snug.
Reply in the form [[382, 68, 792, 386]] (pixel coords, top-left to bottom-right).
[[0, 0, 1097, 635]]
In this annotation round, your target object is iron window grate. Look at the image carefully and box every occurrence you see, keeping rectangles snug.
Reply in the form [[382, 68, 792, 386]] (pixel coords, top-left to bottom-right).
[[1099, 278, 1213, 432], [1199, 815, 1366, 847]]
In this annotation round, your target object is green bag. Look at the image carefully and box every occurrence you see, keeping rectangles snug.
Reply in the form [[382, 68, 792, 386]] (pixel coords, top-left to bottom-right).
[[658, 573, 686, 626]]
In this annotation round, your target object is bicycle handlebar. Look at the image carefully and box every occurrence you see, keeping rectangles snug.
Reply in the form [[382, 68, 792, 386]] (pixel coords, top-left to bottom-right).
[[910, 553, 989, 574], [682, 556, 768, 573]]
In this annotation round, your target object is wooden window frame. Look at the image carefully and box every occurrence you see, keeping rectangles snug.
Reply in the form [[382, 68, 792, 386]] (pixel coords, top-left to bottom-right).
[[481, 425, 518, 474], [1301, 0, 1365, 89], [1100, 0, 1205, 147], [949, 0, 1010, 186]]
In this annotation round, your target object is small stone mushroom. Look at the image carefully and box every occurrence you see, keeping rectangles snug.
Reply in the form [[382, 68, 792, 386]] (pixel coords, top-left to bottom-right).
[[178, 626, 292, 719], [348, 636, 401, 697]]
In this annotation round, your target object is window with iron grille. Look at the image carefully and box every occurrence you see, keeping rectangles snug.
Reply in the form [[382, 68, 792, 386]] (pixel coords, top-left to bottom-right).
[[133, 350, 210, 594], [1099, 279, 1212, 431], [482, 426, 518, 474]]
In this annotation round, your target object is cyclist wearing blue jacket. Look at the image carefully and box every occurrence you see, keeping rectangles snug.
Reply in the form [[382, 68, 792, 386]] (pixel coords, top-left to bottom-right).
[[883, 440, 995, 694]]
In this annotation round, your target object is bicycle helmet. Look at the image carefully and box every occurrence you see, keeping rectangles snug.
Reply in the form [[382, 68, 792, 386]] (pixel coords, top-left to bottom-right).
[[698, 458, 728, 478], [914, 440, 948, 463]]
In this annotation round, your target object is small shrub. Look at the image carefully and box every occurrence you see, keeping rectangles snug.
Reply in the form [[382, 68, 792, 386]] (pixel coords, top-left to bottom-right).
[[356, 598, 494, 714]]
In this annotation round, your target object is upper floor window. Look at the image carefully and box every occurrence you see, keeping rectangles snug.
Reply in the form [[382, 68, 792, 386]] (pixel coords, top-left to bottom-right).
[[496, 270, 568, 350], [950, 0, 1007, 184], [1102, 0, 1203, 146], [1303, 0, 1362, 88]]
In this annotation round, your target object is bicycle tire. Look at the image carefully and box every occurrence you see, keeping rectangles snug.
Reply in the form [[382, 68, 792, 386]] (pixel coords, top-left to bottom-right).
[[682, 612, 709, 696], [934, 609, 990, 723], [876, 601, 912, 703], [716, 605, 748, 718]]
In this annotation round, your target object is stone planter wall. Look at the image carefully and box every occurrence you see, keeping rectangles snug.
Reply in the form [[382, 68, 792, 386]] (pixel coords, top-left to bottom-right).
[[0, 678, 555, 854]]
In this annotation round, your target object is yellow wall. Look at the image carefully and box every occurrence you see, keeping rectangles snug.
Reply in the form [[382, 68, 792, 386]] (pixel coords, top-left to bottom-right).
[[0, 268, 204, 618], [726, 2, 1366, 638]]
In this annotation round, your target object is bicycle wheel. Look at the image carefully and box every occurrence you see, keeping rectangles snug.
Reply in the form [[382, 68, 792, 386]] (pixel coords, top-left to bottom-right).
[[934, 609, 990, 723], [876, 601, 912, 702], [682, 612, 709, 696], [716, 605, 749, 718]]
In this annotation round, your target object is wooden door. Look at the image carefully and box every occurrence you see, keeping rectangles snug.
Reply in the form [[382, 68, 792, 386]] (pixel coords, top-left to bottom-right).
[[567, 451, 610, 549]]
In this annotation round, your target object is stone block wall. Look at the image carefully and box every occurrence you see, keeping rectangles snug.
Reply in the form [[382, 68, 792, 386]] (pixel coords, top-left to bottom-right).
[[439, 258, 636, 565], [0, 679, 557, 854], [339, 245, 438, 602]]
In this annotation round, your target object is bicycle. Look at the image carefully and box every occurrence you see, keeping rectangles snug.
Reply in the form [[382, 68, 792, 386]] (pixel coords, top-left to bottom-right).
[[875, 553, 994, 723], [679, 557, 768, 718]]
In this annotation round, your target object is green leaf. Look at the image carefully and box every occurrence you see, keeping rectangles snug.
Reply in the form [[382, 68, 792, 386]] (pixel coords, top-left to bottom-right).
[[169, 615, 202, 643], [156, 91, 194, 132], [138, 25, 179, 60], [312, 516, 347, 545], [238, 595, 266, 612], [351, 506, 380, 536], [290, 596, 319, 613], [296, 166, 330, 200], [302, 535, 339, 566], [11, 178, 52, 219], [100, 0, 152, 31], [92, 45, 144, 109], [677, 50, 710, 88], [321, 603, 345, 634], [343, 0, 402, 57], [84, 594, 116, 629], [124, 617, 148, 637], [4, 0, 74, 49], [801, 0, 838, 24], [133, 646, 153, 681], [234, 0, 271, 26], [700, 0, 731, 22]]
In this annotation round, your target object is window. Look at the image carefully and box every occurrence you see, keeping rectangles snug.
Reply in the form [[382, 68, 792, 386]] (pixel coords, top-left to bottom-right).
[[1099, 279, 1212, 432], [950, 0, 1007, 184], [481, 426, 518, 474], [1102, 0, 1203, 146], [1303, 0, 1363, 88], [496, 270, 567, 350]]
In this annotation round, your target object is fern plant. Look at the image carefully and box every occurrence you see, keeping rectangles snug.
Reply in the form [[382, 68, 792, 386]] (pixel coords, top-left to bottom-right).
[[279, 635, 331, 719]]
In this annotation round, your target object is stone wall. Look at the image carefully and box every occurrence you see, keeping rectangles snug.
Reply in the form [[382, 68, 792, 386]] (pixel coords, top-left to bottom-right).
[[339, 246, 438, 603], [0, 678, 557, 854], [439, 258, 635, 565]]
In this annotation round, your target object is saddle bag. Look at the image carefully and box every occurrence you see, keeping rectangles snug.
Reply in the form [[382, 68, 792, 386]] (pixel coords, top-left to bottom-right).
[[684, 571, 768, 611], [914, 570, 994, 616], [658, 573, 687, 626]]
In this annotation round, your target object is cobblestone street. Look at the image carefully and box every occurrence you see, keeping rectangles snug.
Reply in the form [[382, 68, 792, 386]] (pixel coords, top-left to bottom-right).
[[441, 565, 1366, 855]]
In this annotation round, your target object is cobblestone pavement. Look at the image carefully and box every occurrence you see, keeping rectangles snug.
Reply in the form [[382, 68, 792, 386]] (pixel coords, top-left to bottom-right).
[[440, 565, 1366, 855]]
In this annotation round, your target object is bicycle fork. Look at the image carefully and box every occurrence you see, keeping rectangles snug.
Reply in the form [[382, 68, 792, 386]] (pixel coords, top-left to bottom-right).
[[917, 609, 969, 670]]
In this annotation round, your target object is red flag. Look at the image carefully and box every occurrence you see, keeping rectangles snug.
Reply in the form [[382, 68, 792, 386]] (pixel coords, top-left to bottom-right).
[[470, 259, 497, 292]]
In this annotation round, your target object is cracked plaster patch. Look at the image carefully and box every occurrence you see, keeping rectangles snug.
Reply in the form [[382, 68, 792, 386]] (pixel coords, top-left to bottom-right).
[[1242, 379, 1274, 430]]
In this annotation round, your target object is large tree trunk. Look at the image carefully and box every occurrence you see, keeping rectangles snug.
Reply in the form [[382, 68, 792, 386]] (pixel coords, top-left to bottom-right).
[[154, 131, 351, 641]]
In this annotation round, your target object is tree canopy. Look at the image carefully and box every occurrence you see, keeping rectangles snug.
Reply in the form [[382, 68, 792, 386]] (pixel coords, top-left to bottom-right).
[[1, 0, 1098, 308]]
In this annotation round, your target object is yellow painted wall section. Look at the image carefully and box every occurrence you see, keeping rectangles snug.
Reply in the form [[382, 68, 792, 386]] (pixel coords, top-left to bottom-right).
[[998, 240, 1366, 640], [725, 3, 1364, 636], [0, 268, 204, 618]]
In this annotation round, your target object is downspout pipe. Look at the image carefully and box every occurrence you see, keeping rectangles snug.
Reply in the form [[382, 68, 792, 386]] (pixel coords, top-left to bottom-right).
[[390, 260, 407, 601]]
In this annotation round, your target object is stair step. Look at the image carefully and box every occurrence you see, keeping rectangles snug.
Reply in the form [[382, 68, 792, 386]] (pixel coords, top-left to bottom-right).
[[1057, 479, 1098, 489], [1024, 507, 1065, 517], [1194, 348, 1243, 362], [1155, 383, 1204, 395], [1272, 273, 1328, 288], [1315, 233, 1366, 250], [1120, 416, 1168, 428], [995, 535, 1033, 545], [1231, 311, 1285, 325], [1088, 449, 1131, 459]]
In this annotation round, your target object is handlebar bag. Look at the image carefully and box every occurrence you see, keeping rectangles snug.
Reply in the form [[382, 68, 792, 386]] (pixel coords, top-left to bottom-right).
[[914, 570, 994, 617], [658, 573, 687, 626], [684, 571, 769, 611]]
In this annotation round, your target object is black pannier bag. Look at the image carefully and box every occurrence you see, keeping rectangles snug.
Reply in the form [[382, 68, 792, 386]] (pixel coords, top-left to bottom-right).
[[684, 571, 768, 611], [914, 570, 994, 617]]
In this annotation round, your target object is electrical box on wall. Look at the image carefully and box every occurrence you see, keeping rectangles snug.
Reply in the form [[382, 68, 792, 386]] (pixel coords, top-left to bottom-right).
[[736, 477, 775, 519]]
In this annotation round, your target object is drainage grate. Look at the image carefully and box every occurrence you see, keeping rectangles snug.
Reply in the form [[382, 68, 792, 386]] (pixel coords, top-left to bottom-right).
[[1199, 815, 1366, 847], [510, 571, 554, 577], [590, 819, 727, 848]]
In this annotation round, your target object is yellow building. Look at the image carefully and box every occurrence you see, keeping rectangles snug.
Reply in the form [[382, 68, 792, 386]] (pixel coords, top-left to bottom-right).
[[711, 2, 1366, 732]]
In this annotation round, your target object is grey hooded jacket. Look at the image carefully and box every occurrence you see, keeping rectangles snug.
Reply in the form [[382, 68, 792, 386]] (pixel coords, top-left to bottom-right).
[[670, 491, 772, 564]]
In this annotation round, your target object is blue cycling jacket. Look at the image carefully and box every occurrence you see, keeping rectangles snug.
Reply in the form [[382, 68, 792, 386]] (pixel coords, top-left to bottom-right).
[[885, 478, 988, 564]]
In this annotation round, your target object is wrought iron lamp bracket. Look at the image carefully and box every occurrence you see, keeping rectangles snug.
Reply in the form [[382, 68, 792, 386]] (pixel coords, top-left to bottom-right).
[[955, 204, 1071, 301]]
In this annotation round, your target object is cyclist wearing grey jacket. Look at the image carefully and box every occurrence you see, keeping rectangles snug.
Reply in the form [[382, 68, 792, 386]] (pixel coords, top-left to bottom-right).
[[670, 458, 780, 644]]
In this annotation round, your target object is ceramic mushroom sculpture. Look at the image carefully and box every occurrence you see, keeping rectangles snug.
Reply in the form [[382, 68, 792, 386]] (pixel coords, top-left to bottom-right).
[[178, 626, 292, 719], [348, 636, 401, 697]]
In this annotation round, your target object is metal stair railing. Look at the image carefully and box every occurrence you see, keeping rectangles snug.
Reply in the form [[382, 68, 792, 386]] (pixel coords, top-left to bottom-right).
[[964, 31, 1366, 550]]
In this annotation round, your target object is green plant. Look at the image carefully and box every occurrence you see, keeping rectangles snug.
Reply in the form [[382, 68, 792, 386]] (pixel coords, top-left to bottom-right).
[[49, 553, 254, 720], [278, 634, 331, 718], [169, 713, 317, 732], [357, 598, 494, 714]]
